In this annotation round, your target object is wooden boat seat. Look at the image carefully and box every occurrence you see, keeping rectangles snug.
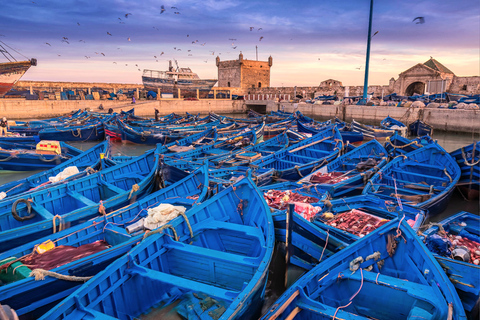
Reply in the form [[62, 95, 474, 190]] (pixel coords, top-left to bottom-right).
[[193, 220, 266, 249], [97, 180, 126, 195], [104, 224, 133, 246], [382, 176, 446, 192], [163, 240, 261, 267], [66, 190, 97, 207], [302, 149, 331, 157], [400, 162, 446, 172], [345, 270, 445, 308], [126, 263, 239, 302], [391, 169, 449, 183], [30, 203, 54, 220]]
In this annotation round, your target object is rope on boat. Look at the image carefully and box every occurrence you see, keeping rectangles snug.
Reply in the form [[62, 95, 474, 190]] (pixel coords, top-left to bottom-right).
[[30, 269, 93, 282], [128, 184, 139, 199], [142, 224, 178, 241], [98, 200, 106, 215], [443, 169, 453, 183], [349, 256, 364, 272], [333, 268, 364, 320], [461, 147, 480, 166], [37, 154, 61, 162], [71, 128, 82, 138], [364, 251, 381, 271], [52, 215, 64, 233], [319, 230, 329, 263], [178, 211, 194, 244], [385, 139, 422, 149], [294, 165, 303, 178], [0, 152, 19, 162]]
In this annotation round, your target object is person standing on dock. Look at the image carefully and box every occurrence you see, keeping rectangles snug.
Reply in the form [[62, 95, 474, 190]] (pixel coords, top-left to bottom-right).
[[0, 117, 8, 136], [132, 96, 136, 104], [154, 108, 159, 121]]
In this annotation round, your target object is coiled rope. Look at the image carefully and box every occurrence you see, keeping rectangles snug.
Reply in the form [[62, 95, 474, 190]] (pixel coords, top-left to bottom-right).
[[30, 269, 92, 282]]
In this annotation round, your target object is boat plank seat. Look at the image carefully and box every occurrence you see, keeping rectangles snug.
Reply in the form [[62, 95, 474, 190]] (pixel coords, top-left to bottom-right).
[[163, 240, 261, 267], [391, 169, 449, 183], [382, 176, 446, 192], [288, 153, 322, 162], [194, 220, 266, 248], [97, 180, 126, 195], [30, 203, 54, 220], [345, 269, 443, 305], [376, 184, 429, 196], [400, 162, 446, 172], [104, 224, 132, 245], [300, 149, 331, 158], [66, 190, 97, 206], [127, 263, 239, 302], [111, 172, 145, 181]]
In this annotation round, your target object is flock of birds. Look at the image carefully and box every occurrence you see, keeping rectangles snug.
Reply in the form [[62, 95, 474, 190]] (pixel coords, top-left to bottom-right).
[[36, 4, 269, 74], [27, 1, 427, 74]]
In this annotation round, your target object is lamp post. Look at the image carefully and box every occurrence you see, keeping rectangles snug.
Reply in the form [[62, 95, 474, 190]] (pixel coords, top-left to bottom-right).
[[361, 0, 374, 105]]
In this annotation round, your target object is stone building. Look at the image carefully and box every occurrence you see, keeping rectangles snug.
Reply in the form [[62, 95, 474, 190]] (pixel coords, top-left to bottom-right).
[[390, 58, 455, 96], [216, 53, 272, 90]]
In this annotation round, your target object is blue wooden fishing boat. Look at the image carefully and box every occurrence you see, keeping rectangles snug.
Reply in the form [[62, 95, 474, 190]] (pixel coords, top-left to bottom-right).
[[408, 119, 433, 136], [164, 124, 263, 164], [0, 135, 40, 144], [296, 120, 364, 144], [380, 115, 408, 137], [0, 141, 83, 171], [40, 175, 275, 320], [384, 133, 435, 158], [261, 218, 467, 320], [212, 131, 289, 167], [299, 140, 388, 197], [0, 139, 110, 199], [250, 126, 343, 181], [117, 118, 220, 145], [351, 119, 396, 141], [259, 182, 348, 270], [209, 166, 276, 188], [0, 164, 210, 319], [0, 145, 162, 253], [312, 195, 425, 244], [422, 211, 480, 318], [363, 143, 461, 216], [38, 120, 106, 141], [450, 141, 479, 200]]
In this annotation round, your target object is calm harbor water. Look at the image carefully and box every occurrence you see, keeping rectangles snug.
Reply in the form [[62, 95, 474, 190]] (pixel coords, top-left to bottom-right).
[[0, 118, 478, 318]]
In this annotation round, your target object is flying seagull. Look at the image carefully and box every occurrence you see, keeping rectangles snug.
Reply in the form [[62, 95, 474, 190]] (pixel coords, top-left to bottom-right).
[[45, 42, 51, 46], [107, 32, 112, 36], [125, 13, 132, 18], [160, 5, 165, 14], [413, 17, 425, 24]]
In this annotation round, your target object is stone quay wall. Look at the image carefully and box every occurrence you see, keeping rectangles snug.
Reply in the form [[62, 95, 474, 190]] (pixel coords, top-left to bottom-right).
[[0, 99, 246, 119], [261, 101, 479, 134]]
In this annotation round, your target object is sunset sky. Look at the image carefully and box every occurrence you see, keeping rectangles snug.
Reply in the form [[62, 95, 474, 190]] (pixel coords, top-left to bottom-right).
[[1, 0, 479, 87]]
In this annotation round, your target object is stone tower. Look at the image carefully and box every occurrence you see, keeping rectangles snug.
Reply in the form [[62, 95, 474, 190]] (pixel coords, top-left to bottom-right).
[[216, 53, 272, 90]]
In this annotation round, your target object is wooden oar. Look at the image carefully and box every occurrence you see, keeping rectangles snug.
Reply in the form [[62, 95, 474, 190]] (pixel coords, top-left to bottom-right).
[[289, 135, 333, 153]]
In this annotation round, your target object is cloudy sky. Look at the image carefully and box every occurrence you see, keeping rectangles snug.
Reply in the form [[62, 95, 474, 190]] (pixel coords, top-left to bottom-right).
[[1, 0, 479, 86]]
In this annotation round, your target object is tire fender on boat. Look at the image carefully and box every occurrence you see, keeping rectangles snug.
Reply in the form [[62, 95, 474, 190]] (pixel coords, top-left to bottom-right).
[[11, 198, 36, 222]]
